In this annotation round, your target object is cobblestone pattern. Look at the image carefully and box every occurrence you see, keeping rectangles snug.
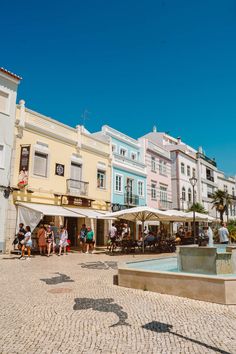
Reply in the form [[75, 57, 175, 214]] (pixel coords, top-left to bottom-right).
[[0, 253, 236, 354]]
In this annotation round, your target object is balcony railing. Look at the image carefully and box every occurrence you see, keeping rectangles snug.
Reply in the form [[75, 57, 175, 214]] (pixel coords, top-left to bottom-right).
[[66, 179, 89, 196], [124, 194, 139, 206], [159, 200, 173, 210], [206, 175, 214, 182]]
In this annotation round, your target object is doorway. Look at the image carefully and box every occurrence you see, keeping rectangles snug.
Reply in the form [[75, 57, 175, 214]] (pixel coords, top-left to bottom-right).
[[96, 219, 105, 246], [65, 217, 78, 247]]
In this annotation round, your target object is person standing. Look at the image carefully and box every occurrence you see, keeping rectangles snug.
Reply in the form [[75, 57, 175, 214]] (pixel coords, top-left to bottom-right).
[[37, 225, 47, 256], [50, 222, 59, 254], [17, 223, 26, 253], [85, 227, 94, 254], [58, 226, 68, 256], [108, 223, 117, 252], [46, 226, 54, 257], [78, 224, 87, 253], [218, 223, 229, 244], [20, 226, 32, 260]]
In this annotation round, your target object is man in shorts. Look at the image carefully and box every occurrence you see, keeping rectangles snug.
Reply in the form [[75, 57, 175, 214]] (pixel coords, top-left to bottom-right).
[[79, 224, 87, 252]]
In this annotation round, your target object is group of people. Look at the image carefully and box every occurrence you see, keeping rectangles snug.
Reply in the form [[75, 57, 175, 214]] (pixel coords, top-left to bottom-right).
[[78, 224, 95, 253], [15, 222, 69, 259]]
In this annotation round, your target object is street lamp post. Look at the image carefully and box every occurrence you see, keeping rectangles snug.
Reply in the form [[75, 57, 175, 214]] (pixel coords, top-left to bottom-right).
[[189, 176, 198, 244]]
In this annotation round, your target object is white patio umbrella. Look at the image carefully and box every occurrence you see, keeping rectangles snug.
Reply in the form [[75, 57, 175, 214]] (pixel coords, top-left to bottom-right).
[[105, 206, 173, 253], [185, 212, 215, 222]]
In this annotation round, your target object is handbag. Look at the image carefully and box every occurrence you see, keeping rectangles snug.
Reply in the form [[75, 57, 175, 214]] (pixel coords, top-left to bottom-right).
[[20, 239, 25, 245]]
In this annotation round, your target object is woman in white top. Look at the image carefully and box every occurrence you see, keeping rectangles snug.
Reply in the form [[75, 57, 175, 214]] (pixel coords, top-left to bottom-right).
[[20, 225, 32, 260]]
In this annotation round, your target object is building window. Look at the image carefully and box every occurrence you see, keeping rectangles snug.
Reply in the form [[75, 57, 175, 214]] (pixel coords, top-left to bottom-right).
[[192, 168, 196, 177], [182, 187, 186, 201], [160, 185, 168, 201], [151, 183, 157, 200], [151, 156, 156, 172], [159, 160, 167, 175], [112, 144, 117, 153], [188, 188, 192, 202], [119, 148, 127, 157], [232, 188, 235, 197], [0, 90, 9, 114], [115, 174, 123, 193], [187, 166, 190, 176], [33, 152, 48, 177], [206, 168, 214, 182], [131, 152, 137, 160], [181, 163, 185, 174], [223, 185, 228, 193], [97, 170, 106, 189], [0, 144, 5, 168], [138, 181, 144, 197]]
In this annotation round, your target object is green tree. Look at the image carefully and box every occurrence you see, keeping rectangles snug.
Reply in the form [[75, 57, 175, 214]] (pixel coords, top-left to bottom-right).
[[187, 202, 207, 214], [211, 190, 232, 222]]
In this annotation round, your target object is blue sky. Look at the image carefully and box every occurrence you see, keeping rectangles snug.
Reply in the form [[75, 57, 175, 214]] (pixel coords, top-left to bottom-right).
[[1, 0, 236, 175]]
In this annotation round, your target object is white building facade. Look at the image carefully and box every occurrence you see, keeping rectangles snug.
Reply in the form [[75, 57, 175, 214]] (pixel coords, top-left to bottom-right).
[[0, 68, 21, 252]]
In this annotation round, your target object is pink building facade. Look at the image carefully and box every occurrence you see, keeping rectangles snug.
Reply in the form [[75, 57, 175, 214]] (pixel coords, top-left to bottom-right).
[[139, 137, 172, 209]]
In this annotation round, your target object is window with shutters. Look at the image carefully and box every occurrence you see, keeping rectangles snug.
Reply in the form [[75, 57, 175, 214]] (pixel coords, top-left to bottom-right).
[[0, 90, 9, 114], [115, 174, 123, 193], [70, 163, 82, 188], [33, 152, 48, 177], [151, 183, 157, 200], [0, 145, 5, 168], [97, 170, 106, 189]]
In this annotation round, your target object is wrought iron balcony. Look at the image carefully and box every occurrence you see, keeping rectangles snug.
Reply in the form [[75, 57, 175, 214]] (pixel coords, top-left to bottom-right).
[[124, 194, 139, 206], [206, 175, 214, 182], [159, 200, 172, 210], [66, 179, 89, 196]]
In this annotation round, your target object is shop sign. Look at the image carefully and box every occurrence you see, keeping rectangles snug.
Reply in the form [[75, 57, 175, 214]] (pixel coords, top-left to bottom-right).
[[18, 145, 30, 189], [55, 163, 65, 176], [63, 195, 92, 207]]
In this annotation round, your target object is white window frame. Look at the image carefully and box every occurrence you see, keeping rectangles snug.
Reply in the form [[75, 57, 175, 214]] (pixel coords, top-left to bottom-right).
[[137, 180, 144, 197], [33, 151, 49, 178], [0, 88, 10, 115], [115, 173, 123, 194], [151, 156, 156, 172], [131, 151, 137, 161], [119, 147, 127, 157], [112, 144, 117, 153], [160, 185, 168, 202], [181, 163, 185, 175], [187, 165, 191, 176], [151, 183, 157, 200], [192, 168, 196, 177], [97, 169, 106, 189], [0, 144, 5, 169]]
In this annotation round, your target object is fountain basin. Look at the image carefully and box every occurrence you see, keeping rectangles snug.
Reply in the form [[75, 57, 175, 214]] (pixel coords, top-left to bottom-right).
[[118, 254, 236, 304]]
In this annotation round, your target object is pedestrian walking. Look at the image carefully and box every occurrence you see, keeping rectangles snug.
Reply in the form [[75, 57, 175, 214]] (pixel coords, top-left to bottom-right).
[[20, 226, 32, 260], [58, 225, 68, 256], [17, 223, 26, 252], [85, 226, 94, 254], [78, 224, 87, 253], [37, 224, 47, 255], [108, 223, 117, 252], [218, 223, 229, 244], [46, 226, 54, 256]]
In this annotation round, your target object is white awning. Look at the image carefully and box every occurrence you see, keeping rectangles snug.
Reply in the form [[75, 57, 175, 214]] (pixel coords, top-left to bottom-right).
[[64, 207, 109, 219], [17, 202, 85, 217]]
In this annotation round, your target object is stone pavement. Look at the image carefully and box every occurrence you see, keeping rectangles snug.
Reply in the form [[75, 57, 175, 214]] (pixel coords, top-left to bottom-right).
[[0, 252, 236, 354]]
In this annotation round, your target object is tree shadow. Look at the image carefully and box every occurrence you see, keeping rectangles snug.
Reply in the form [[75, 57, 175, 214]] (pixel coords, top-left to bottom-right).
[[142, 321, 231, 354], [40, 273, 74, 285], [73, 297, 129, 327], [78, 261, 117, 270]]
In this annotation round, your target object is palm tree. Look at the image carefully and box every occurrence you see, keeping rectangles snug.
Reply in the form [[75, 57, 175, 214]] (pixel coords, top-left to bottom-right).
[[188, 202, 207, 214], [211, 190, 232, 222]]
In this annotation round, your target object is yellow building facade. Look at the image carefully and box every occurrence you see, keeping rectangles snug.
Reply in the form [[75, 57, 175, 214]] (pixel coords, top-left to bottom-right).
[[8, 100, 112, 248]]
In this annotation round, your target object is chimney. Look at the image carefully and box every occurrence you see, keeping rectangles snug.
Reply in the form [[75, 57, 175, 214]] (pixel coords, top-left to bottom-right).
[[18, 99, 25, 127], [153, 125, 157, 133], [177, 137, 181, 144], [198, 146, 203, 154]]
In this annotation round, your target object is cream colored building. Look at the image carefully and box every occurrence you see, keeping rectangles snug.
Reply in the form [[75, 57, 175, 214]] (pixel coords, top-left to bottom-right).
[[6, 100, 111, 250]]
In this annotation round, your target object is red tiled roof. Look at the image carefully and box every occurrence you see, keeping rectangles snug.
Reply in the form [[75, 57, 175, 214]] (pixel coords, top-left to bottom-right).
[[0, 67, 22, 80]]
